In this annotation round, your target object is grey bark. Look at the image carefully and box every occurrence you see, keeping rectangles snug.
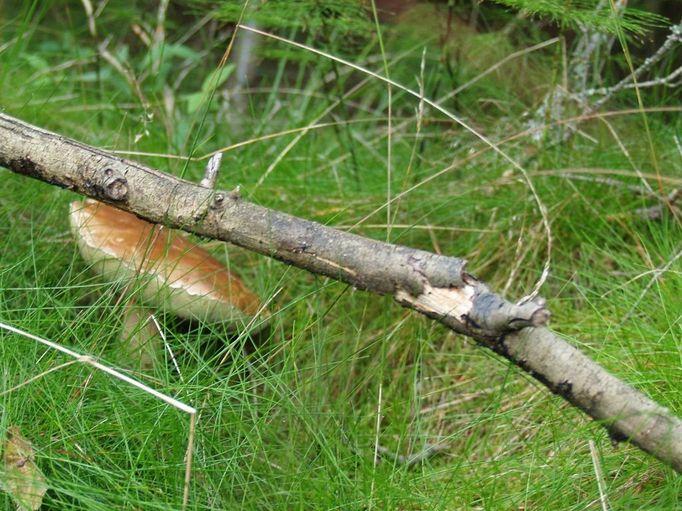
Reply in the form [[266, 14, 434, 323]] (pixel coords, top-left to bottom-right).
[[1, 112, 680, 473]]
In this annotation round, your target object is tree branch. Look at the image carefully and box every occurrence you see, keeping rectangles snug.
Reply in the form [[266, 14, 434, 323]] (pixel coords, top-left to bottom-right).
[[1, 112, 680, 473]]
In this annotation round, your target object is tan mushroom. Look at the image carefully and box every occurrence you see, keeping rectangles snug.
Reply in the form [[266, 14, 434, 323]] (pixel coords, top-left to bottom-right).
[[69, 199, 268, 330]]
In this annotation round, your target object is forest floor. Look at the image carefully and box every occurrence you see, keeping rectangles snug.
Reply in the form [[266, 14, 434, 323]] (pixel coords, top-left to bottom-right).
[[0, 2, 680, 509]]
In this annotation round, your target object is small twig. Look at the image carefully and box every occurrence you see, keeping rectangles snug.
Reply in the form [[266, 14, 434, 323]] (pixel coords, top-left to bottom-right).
[[390, 47, 427, 232], [0, 321, 197, 510], [590, 22, 682, 111], [369, 0, 393, 242], [555, 174, 659, 197], [447, 38, 560, 101], [336, 224, 496, 233], [570, 0, 617, 93], [152, 0, 170, 74], [634, 134, 682, 219], [636, 188, 681, 221], [589, 440, 610, 511], [199, 152, 223, 189], [369, 383, 382, 509], [111, 118, 385, 161], [183, 413, 196, 511], [0, 360, 79, 397], [376, 442, 447, 468], [597, 114, 655, 196], [622, 245, 682, 322], [74, 373, 93, 414], [373, 383, 383, 468], [149, 314, 183, 381], [98, 39, 152, 113], [80, 0, 97, 37], [131, 24, 152, 47], [584, 66, 682, 96], [530, 20, 681, 154], [0, 322, 194, 413], [522, 168, 682, 186], [419, 388, 495, 415]]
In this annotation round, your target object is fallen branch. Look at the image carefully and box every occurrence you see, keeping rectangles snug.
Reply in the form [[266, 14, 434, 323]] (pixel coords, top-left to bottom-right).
[[1, 113, 681, 473]]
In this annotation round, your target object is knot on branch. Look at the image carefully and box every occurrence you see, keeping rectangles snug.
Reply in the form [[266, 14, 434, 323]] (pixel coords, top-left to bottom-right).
[[83, 165, 128, 202], [468, 285, 550, 335]]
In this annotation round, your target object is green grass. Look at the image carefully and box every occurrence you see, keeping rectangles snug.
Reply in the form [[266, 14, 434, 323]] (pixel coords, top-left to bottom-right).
[[1, 2, 681, 509]]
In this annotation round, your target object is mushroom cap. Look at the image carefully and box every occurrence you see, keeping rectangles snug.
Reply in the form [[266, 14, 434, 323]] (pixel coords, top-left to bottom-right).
[[69, 199, 267, 329]]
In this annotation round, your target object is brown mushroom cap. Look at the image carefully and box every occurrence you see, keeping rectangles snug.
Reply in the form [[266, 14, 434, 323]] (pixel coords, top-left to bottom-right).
[[69, 199, 267, 329]]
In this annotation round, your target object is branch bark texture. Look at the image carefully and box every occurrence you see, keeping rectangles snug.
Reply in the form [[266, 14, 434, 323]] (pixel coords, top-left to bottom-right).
[[1, 113, 680, 473]]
